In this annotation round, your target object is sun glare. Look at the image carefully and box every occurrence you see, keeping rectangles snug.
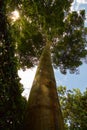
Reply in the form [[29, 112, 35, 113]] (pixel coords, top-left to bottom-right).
[[11, 10, 20, 22]]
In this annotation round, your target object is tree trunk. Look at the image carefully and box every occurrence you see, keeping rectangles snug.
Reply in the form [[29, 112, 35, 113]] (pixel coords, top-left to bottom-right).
[[23, 43, 64, 130]]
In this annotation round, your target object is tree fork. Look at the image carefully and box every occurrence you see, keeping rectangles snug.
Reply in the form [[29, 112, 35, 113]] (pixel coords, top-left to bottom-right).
[[23, 43, 64, 130]]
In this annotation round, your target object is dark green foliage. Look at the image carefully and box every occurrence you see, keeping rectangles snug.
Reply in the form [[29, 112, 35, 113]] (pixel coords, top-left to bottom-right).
[[0, 1, 27, 130], [13, 0, 87, 74], [9, 0, 73, 70], [4, 0, 86, 74], [10, 3, 46, 69], [25, 0, 73, 39], [52, 10, 87, 74], [18, 30, 45, 69], [58, 86, 87, 130]]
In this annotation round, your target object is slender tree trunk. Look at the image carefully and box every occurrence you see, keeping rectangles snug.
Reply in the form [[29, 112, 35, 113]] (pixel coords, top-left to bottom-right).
[[24, 43, 64, 130]]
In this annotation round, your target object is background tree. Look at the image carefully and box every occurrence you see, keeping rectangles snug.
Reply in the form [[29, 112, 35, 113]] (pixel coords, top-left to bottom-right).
[[58, 86, 87, 130], [0, 1, 27, 130]]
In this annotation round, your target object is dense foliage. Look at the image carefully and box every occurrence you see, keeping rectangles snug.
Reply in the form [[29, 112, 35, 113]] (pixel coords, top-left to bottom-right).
[[0, 1, 27, 130], [52, 10, 87, 74], [11, 0, 87, 73], [58, 86, 87, 130]]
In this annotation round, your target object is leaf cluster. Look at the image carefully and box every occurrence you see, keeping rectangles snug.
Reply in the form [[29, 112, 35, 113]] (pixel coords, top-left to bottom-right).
[[52, 10, 87, 74], [58, 86, 87, 130]]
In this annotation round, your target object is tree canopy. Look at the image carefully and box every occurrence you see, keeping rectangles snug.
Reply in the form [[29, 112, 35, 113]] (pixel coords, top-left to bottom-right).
[[8, 0, 87, 73]]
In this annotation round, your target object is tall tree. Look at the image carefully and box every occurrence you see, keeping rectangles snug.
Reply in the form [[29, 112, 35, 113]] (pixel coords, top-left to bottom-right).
[[22, 1, 87, 130]]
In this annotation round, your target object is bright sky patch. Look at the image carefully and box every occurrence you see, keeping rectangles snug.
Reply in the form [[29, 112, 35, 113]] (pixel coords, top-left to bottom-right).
[[77, 0, 87, 4], [11, 10, 20, 22]]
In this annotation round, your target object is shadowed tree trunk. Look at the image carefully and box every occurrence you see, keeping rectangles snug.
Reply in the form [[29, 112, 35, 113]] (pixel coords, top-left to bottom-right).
[[23, 43, 64, 130]]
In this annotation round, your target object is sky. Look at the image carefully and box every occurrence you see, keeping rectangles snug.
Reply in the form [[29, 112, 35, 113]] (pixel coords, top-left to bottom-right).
[[18, 0, 87, 99]]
